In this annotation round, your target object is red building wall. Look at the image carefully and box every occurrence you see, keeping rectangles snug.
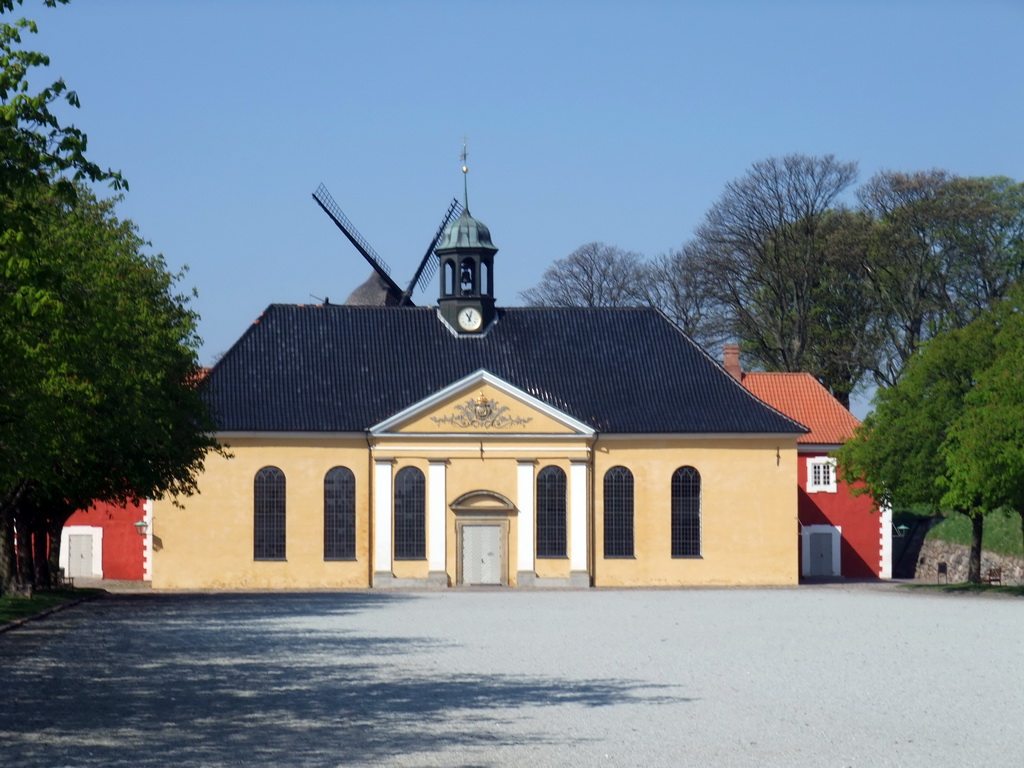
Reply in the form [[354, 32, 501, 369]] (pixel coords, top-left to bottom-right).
[[797, 451, 882, 578], [64, 500, 147, 580]]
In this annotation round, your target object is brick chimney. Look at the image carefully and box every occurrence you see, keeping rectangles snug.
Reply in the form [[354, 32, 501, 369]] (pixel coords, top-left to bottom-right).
[[722, 344, 742, 381]]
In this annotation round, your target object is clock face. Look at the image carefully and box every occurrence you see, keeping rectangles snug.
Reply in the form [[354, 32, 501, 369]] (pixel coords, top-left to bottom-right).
[[457, 307, 483, 331]]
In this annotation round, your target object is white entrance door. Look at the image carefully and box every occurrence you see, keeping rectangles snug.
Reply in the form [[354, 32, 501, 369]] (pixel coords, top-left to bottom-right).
[[462, 524, 502, 585], [68, 534, 94, 578]]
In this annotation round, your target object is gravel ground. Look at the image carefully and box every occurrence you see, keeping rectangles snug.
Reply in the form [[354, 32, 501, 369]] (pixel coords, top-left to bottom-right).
[[0, 585, 1021, 767]]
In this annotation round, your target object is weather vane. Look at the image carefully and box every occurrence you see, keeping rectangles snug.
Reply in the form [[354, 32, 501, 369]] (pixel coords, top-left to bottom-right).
[[460, 136, 470, 208]]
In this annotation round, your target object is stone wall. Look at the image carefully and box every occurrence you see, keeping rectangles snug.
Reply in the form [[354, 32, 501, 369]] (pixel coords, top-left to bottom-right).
[[916, 540, 1023, 584]]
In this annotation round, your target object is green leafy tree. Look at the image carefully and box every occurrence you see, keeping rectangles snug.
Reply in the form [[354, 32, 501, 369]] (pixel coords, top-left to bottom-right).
[[1, 2, 123, 187], [0, 1, 216, 592], [836, 311, 1001, 582], [941, 289, 1024, 559], [1, 0, 125, 313], [1, 186, 219, 592], [1, 0, 127, 590]]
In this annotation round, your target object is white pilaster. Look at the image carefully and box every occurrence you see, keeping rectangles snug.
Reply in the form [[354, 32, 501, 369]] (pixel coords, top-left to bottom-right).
[[428, 460, 448, 574], [142, 499, 153, 582], [373, 459, 395, 577], [517, 460, 536, 573], [569, 460, 589, 574], [879, 504, 893, 579]]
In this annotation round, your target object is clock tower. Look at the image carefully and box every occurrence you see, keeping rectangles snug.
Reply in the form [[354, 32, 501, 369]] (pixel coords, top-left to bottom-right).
[[437, 152, 497, 334]]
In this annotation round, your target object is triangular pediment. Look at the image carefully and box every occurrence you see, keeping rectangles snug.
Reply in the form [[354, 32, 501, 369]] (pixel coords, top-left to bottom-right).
[[370, 370, 594, 436]]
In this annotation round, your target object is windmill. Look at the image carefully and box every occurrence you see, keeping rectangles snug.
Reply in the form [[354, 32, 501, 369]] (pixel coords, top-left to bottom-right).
[[312, 183, 463, 307]]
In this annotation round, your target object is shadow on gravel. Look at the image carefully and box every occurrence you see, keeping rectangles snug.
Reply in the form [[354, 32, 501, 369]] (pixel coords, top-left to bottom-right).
[[0, 592, 691, 766]]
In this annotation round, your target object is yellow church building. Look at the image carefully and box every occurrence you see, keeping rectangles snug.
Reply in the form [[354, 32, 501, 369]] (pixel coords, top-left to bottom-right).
[[152, 191, 806, 589]]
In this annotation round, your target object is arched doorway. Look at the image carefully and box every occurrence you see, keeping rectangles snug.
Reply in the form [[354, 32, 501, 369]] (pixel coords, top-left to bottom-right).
[[450, 491, 516, 586]]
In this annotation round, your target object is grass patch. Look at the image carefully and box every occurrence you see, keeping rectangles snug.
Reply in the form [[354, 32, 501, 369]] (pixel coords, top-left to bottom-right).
[[0, 588, 103, 625], [927, 509, 1024, 559]]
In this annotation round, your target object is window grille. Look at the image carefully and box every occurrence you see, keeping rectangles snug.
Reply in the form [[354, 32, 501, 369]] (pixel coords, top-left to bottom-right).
[[394, 466, 426, 560], [813, 463, 832, 487], [536, 466, 567, 558], [603, 466, 634, 558], [324, 466, 356, 560], [671, 466, 701, 557], [254, 466, 286, 560]]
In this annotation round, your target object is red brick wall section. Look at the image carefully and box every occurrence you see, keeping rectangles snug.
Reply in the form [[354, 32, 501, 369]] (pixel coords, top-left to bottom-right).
[[798, 451, 882, 578], [64, 500, 146, 580]]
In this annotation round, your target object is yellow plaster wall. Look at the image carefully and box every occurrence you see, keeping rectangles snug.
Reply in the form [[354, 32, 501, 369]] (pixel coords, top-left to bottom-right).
[[152, 437, 372, 589], [592, 437, 798, 587], [154, 431, 797, 589]]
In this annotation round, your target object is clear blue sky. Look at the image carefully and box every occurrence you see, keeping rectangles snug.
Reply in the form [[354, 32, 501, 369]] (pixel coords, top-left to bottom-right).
[[27, 0, 1024, 415]]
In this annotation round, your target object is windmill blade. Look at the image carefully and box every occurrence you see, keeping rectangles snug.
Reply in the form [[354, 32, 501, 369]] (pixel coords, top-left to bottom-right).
[[400, 197, 464, 305], [312, 183, 404, 296]]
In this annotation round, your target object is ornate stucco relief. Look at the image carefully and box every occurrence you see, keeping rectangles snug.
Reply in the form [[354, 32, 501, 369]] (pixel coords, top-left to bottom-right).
[[430, 392, 533, 430]]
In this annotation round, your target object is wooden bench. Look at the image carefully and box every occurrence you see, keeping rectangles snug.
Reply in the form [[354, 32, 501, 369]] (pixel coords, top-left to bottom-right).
[[982, 567, 1002, 586]]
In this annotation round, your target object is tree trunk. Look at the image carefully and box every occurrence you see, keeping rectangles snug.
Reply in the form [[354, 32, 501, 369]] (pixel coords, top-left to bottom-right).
[[0, 482, 29, 596], [33, 515, 51, 590], [47, 516, 65, 589], [968, 512, 984, 584], [15, 520, 33, 585], [1019, 510, 1024, 567], [0, 509, 14, 596]]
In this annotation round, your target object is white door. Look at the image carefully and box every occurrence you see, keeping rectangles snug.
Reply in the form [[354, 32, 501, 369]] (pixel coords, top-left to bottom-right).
[[68, 534, 94, 578], [462, 525, 501, 585]]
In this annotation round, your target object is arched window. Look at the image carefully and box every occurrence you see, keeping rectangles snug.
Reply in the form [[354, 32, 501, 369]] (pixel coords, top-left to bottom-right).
[[672, 466, 701, 557], [394, 466, 425, 560], [536, 466, 567, 558], [603, 466, 634, 558], [443, 259, 455, 296], [254, 466, 286, 560], [324, 466, 356, 560]]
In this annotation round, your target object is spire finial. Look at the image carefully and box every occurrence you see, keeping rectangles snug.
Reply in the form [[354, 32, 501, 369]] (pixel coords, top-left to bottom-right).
[[460, 135, 469, 210]]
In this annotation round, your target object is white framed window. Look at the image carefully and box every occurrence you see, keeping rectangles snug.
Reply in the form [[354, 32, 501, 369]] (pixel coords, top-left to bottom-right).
[[806, 457, 837, 493]]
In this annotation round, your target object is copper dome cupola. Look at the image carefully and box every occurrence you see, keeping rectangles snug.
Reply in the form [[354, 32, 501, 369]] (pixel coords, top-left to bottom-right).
[[436, 207, 497, 252]]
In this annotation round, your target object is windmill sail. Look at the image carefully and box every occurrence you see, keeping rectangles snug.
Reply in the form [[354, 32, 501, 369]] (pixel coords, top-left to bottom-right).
[[401, 197, 463, 305], [312, 183, 404, 302]]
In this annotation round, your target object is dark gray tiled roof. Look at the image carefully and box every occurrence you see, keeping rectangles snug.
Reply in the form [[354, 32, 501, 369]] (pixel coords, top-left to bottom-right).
[[204, 304, 807, 435]]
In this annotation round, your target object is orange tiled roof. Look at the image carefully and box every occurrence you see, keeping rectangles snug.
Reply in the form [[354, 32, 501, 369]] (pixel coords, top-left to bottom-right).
[[741, 372, 860, 445]]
